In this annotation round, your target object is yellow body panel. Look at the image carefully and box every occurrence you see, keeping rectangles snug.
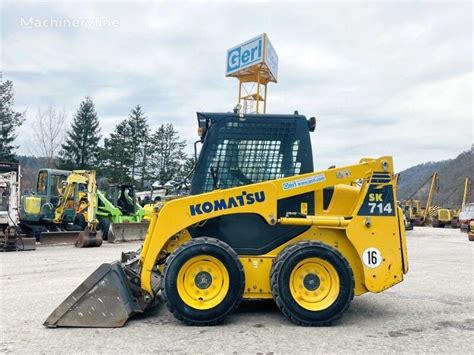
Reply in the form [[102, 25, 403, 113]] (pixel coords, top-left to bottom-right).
[[142, 204, 154, 221], [139, 156, 408, 300], [324, 184, 360, 216], [240, 257, 273, 298], [438, 209, 451, 222], [23, 196, 41, 214]]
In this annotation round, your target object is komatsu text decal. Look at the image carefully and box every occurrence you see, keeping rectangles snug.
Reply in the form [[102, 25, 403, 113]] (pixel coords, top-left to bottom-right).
[[190, 191, 266, 216]]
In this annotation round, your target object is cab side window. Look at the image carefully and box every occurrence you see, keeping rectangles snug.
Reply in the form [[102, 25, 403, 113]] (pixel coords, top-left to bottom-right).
[[37, 171, 48, 195]]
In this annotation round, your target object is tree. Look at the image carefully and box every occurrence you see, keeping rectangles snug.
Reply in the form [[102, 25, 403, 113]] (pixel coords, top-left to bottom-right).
[[127, 105, 149, 188], [60, 97, 101, 169], [0, 80, 25, 161], [179, 156, 196, 180], [32, 105, 67, 167], [149, 123, 187, 184], [100, 120, 134, 183], [99, 105, 150, 187]]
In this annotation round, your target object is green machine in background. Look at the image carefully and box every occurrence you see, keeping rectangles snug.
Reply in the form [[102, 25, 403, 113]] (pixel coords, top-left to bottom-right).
[[96, 183, 149, 242], [21, 169, 148, 243]]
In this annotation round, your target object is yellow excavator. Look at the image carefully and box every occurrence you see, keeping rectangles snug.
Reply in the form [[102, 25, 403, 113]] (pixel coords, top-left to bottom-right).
[[402, 172, 438, 226], [20, 169, 100, 246], [52, 170, 102, 247], [432, 177, 471, 228], [44, 112, 408, 327]]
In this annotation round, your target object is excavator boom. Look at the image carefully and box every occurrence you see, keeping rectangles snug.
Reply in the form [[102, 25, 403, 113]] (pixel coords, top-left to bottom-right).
[[422, 172, 438, 224]]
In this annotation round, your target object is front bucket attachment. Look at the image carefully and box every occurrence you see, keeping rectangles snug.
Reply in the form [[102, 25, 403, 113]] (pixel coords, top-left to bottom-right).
[[44, 262, 144, 328], [108, 222, 149, 243]]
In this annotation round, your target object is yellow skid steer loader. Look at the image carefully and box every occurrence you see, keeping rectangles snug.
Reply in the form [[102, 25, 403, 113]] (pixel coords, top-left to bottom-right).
[[44, 112, 408, 327]]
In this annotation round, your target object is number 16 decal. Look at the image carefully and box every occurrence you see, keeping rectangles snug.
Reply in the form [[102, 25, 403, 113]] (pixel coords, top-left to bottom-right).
[[362, 247, 382, 268]]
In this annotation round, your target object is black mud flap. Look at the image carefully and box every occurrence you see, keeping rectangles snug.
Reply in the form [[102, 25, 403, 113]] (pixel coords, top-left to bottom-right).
[[44, 262, 148, 328]]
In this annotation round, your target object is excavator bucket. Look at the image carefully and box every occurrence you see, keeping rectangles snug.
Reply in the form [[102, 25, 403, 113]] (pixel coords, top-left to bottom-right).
[[107, 222, 149, 243], [75, 229, 103, 248], [44, 261, 146, 327]]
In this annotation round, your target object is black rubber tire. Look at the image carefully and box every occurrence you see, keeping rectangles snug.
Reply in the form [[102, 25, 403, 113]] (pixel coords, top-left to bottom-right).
[[161, 237, 245, 326], [271, 241, 354, 326], [73, 213, 87, 230], [98, 218, 111, 241]]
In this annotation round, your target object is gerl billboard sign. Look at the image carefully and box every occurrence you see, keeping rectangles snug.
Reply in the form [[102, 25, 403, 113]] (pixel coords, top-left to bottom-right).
[[226, 33, 278, 82]]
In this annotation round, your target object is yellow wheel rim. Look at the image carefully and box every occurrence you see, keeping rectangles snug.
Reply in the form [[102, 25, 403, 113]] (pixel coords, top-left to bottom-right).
[[289, 257, 340, 311], [177, 255, 230, 310]]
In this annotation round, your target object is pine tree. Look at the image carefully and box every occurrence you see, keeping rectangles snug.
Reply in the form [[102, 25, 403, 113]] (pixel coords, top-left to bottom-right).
[[60, 97, 101, 169], [0, 80, 25, 161], [181, 156, 196, 179], [99, 105, 150, 187], [149, 123, 187, 184], [100, 120, 134, 183], [127, 105, 149, 188]]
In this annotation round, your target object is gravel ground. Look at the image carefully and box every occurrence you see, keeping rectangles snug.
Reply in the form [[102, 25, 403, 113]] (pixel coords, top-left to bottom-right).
[[0, 227, 473, 354]]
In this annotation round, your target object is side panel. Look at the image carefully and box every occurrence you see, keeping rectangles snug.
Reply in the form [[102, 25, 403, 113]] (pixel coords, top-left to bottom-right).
[[188, 191, 314, 255], [240, 257, 273, 298], [347, 175, 406, 293], [188, 214, 309, 255]]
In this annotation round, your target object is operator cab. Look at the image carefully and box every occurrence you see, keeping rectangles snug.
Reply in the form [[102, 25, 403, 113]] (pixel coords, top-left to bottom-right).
[[191, 112, 315, 194], [36, 169, 70, 207], [21, 169, 71, 222], [104, 184, 138, 215], [189, 112, 316, 255]]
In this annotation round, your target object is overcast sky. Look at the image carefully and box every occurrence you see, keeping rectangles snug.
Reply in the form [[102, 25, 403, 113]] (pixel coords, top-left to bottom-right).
[[1, 0, 472, 171]]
